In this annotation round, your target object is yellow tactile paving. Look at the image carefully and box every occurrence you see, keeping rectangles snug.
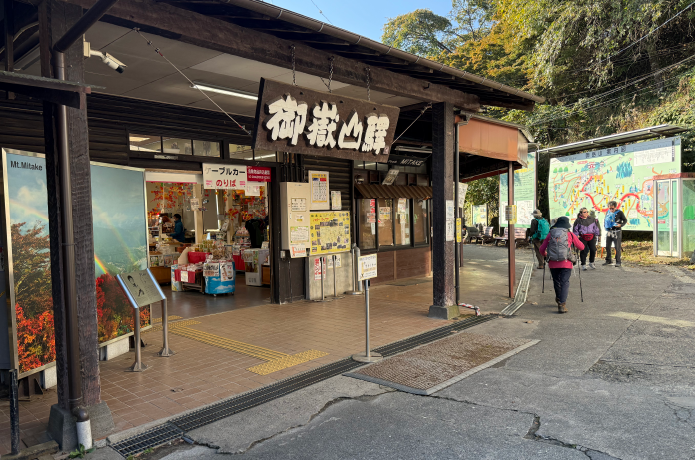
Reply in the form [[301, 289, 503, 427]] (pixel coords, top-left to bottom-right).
[[166, 326, 328, 374], [144, 320, 201, 334], [247, 350, 330, 375], [152, 315, 182, 323]]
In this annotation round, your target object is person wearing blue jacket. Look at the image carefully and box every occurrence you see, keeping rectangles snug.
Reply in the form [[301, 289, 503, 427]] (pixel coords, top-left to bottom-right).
[[169, 213, 185, 242]]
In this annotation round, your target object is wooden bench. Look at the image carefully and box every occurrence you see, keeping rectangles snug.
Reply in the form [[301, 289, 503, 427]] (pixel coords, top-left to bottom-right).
[[480, 226, 495, 245], [494, 227, 528, 248]]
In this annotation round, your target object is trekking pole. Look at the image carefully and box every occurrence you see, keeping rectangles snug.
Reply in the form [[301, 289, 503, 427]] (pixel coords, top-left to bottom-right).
[[542, 257, 546, 293], [576, 248, 584, 302]]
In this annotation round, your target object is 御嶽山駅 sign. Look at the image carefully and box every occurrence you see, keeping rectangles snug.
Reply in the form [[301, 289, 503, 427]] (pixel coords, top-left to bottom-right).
[[252, 78, 400, 163]]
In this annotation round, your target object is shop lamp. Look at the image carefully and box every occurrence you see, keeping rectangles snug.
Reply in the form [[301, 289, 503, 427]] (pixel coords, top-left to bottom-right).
[[191, 82, 258, 100]]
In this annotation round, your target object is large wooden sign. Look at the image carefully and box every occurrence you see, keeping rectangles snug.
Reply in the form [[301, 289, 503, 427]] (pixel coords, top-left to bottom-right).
[[253, 78, 400, 163]]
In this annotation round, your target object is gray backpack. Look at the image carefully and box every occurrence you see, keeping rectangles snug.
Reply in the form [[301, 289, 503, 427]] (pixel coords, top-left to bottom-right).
[[546, 228, 577, 263]]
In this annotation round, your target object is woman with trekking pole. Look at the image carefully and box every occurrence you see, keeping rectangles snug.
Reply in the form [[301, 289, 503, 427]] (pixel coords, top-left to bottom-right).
[[572, 207, 601, 270], [539, 216, 585, 313]]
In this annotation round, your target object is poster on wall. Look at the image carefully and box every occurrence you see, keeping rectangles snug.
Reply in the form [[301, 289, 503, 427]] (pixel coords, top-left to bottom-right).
[[203, 163, 247, 190], [309, 211, 351, 255], [472, 205, 488, 226], [309, 171, 330, 210], [548, 137, 681, 230], [500, 151, 537, 229], [2, 149, 150, 375]]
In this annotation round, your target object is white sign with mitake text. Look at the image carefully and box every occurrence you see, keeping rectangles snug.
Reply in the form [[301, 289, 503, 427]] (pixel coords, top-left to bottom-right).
[[358, 254, 377, 280], [203, 164, 247, 190]]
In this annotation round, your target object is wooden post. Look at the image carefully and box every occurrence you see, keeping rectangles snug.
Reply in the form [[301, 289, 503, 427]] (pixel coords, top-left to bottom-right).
[[508, 162, 516, 298], [40, 0, 114, 448], [428, 102, 459, 319]]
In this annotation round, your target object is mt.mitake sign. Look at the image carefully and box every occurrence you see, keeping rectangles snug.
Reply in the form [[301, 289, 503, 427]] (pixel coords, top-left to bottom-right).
[[252, 78, 400, 163]]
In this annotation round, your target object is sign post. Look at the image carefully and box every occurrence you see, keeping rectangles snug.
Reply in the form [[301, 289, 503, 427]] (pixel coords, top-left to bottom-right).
[[117, 269, 168, 371], [352, 255, 382, 363]]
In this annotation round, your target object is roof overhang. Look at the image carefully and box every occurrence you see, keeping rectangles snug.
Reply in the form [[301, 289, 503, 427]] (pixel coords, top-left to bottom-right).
[[537, 125, 689, 157], [355, 184, 433, 200]]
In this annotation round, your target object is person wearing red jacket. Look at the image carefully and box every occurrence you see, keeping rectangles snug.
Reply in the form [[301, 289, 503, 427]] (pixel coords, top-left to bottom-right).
[[540, 216, 585, 313]]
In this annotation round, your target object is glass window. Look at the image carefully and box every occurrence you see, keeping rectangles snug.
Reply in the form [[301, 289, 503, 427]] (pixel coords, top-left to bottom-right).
[[683, 180, 695, 259], [163, 138, 192, 155], [394, 199, 411, 246], [229, 144, 254, 161], [377, 198, 394, 246], [253, 150, 278, 162], [193, 140, 221, 157], [358, 199, 376, 250], [354, 160, 365, 169], [413, 199, 429, 244], [129, 134, 161, 152]]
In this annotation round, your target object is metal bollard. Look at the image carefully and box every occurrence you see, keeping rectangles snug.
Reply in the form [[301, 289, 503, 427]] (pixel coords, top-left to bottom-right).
[[352, 280, 382, 363], [9, 369, 20, 455], [330, 255, 344, 299], [313, 256, 332, 302], [345, 245, 363, 295], [128, 308, 149, 371], [158, 298, 175, 357]]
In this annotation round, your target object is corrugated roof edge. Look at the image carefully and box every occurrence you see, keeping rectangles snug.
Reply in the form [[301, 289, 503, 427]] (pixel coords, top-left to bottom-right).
[[536, 124, 689, 156], [219, 0, 545, 105]]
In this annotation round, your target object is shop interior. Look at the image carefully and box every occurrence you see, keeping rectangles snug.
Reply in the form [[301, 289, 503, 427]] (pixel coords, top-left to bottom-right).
[[143, 167, 272, 319]]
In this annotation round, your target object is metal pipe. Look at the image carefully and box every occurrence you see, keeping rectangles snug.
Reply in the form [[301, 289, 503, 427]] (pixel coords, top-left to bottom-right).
[[9, 369, 19, 455], [320, 257, 324, 301], [53, 0, 120, 53], [53, 51, 83, 411], [508, 161, 516, 298], [365, 279, 370, 358], [454, 122, 460, 305], [332, 255, 337, 297]]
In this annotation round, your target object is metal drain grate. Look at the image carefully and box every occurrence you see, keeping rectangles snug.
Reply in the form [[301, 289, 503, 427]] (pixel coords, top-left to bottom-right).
[[109, 315, 496, 457], [111, 423, 184, 457], [374, 315, 496, 357]]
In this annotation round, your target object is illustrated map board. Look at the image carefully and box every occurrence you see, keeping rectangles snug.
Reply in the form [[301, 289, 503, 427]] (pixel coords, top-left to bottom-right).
[[500, 151, 536, 228], [309, 211, 351, 255], [549, 137, 681, 231], [472, 205, 488, 226]]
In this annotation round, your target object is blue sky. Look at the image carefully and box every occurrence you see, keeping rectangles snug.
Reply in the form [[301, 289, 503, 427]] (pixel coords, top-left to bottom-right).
[[268, 0, 452, 41]]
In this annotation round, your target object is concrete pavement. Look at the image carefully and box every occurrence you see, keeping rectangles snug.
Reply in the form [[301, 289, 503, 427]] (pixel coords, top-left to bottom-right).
[[87, 248, 695, 459]]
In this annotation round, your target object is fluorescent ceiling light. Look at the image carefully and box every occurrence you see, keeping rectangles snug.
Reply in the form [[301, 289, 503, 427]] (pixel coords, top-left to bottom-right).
[[191, 82, 258, 100], [129, 136, 152, 142], [394, 146, 432, 154], [254, 154, 276, 159]]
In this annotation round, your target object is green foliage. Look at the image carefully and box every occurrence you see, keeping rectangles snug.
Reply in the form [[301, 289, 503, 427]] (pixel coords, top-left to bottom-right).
[[382, 9, 456, 55], [69, 444, 95, 459]]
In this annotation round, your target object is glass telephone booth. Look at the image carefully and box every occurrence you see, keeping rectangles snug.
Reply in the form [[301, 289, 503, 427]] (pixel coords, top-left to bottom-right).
[[653, 173, 695, 258]]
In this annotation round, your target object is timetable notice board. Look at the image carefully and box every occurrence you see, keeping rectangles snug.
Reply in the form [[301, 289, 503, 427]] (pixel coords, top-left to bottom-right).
[[309, 211, 351, 255]]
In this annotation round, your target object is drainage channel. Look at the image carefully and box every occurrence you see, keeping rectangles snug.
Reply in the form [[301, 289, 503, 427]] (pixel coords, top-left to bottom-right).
[[500, 263, 532, 316], [111, 314, 497, 457]]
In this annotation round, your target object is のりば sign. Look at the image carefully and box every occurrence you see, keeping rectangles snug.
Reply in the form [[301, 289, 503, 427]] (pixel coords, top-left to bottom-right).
[[252, 78, 400, 163]]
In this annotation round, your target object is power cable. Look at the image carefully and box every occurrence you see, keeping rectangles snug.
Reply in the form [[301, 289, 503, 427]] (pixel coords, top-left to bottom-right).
[[99, 29, 134, 51], [134, 29, 252, 136], [310, 0, 333, 24], [581, 1, 695, 69]]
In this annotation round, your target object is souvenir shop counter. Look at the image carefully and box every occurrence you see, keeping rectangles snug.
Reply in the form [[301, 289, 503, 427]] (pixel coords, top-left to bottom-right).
[[171, 260, 236, 295]]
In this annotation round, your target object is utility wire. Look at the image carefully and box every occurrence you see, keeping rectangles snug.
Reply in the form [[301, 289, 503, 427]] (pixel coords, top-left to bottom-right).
[[99, 29, 134, 51], [134, 29, 252, 136], [310, 0, 333, 24], [582, 1, 695, 69], [393, 103, 432, 144]]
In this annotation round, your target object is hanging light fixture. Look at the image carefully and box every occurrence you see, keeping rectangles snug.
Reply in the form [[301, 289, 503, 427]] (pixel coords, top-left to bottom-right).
[[191, 82, 258, 100]]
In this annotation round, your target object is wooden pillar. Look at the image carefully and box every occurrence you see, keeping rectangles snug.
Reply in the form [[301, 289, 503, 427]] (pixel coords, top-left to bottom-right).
[[428, 102, 459, 319], [508, 162, 516, 298], [4, 0, 15, 99], [39, 0, 113, 448]]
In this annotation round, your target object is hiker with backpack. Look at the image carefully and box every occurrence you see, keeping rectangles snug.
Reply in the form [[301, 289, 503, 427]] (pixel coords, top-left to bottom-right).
[[604, 201, 628, 267], [572, 207, 601, 270], [540, 216, 585, 313], [528, 209, 550, 269]]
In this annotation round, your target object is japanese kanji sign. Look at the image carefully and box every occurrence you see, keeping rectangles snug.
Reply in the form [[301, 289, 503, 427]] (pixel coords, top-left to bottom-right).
[[253, 79, 400, 163], [203, 164, 247, 190]]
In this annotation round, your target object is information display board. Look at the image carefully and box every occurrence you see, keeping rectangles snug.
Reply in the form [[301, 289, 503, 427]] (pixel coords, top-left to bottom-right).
[[472, 205, 488, 226], [118, 269, 165, 308], [309, 211, 351, 255], [308, 170, 330, 210], [500, 151, 537, 228], [548, 137, 681, 230]]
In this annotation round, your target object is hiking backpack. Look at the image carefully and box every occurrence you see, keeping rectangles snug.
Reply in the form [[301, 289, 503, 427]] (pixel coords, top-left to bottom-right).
[[546, 228, 577, 263], [533, 218, 550, 240]]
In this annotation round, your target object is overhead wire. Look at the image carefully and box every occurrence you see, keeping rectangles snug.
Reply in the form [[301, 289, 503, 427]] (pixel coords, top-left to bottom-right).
[[580, 0, 695, 69], [134, 29, 252, 136]]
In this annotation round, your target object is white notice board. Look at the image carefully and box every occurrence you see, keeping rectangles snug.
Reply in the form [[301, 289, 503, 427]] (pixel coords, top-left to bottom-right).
[[309, 170, 330, 210]]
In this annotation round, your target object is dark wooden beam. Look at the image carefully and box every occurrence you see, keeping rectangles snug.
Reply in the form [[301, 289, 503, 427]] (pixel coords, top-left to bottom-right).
[[64, 0, 480, 111], [4, 0, 15, 99], [0, 70, 92, 108]]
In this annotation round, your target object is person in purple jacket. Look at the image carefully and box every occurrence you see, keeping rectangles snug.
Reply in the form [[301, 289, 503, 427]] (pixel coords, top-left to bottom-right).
[[572, 207, 600, 270]]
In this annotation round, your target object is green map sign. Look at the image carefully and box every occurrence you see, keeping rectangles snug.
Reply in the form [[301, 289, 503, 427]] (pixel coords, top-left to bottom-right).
[[499, 151, 537, 228], [548, 137, 681, 231], [471, 205, 488, 226]]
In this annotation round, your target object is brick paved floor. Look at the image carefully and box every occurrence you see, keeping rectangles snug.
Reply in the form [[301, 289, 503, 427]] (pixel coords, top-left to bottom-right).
[[0, 245, 528, 454]]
